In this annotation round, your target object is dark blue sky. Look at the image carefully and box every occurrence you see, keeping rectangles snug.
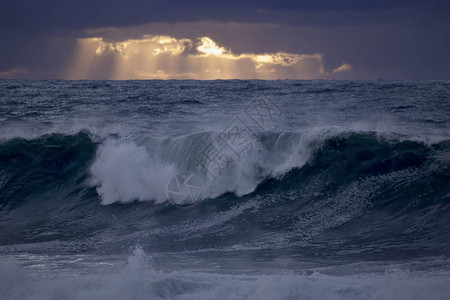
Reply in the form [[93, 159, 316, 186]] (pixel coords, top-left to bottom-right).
[[1, 0, 449, 79]]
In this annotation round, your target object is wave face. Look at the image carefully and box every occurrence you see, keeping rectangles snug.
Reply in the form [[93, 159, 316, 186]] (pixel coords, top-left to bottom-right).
[[0, 80, 449, 299], [89, 128, 334, 204]]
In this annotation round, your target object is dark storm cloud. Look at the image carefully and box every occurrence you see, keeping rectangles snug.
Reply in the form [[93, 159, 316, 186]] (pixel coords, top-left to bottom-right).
[[1, 0, 449, 33], [180, 39, 202, 57], [257, 0, 441, 11], [0, 0, 449, 79]]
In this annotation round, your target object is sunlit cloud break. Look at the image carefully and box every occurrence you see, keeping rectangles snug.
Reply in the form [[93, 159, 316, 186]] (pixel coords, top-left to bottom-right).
[[67, 35, 351, 80]]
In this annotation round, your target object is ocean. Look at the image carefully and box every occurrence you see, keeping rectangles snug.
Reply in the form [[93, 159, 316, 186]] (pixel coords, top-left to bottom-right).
[[0, 80, 449, 299]]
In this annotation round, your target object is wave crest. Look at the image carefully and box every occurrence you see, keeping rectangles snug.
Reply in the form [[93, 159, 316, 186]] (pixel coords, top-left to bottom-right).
[[88, 128, 344, 204]]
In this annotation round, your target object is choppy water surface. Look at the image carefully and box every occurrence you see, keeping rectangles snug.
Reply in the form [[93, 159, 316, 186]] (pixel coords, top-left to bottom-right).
[[0, 80, 449, 299]]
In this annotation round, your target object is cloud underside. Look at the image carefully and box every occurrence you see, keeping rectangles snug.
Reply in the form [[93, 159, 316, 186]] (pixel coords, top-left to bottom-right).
[[67, 35, 350, 80]]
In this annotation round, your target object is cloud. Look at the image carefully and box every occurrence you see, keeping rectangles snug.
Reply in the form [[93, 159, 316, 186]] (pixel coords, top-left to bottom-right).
[[2, 0, 447, 34], [67, 35, 351, 79], [0, 67, 28, 79], [1, 1, 449, 80], [332, 63, 352, 73]]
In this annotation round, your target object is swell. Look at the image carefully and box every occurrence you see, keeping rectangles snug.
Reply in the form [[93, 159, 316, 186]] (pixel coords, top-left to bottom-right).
[[0, 129, 449, 210], [0, 131, 97, 210], [0, 130, 449, 252], [0, 132, 105, 245]]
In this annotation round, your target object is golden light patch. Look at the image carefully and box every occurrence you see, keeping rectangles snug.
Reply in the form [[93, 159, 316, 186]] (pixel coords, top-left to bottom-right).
[[66, 35, 350, 80]]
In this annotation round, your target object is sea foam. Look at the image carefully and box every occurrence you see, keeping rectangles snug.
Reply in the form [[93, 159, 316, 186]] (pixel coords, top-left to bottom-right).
[[89, 127, 342, 205]]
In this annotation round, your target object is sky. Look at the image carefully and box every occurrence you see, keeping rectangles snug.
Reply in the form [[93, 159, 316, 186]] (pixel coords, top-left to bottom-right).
[[0, 0, 449, 80]]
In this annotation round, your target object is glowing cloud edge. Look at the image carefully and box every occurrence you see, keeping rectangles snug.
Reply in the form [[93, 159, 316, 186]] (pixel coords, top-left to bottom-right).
[[67, 35, 351, 80]]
